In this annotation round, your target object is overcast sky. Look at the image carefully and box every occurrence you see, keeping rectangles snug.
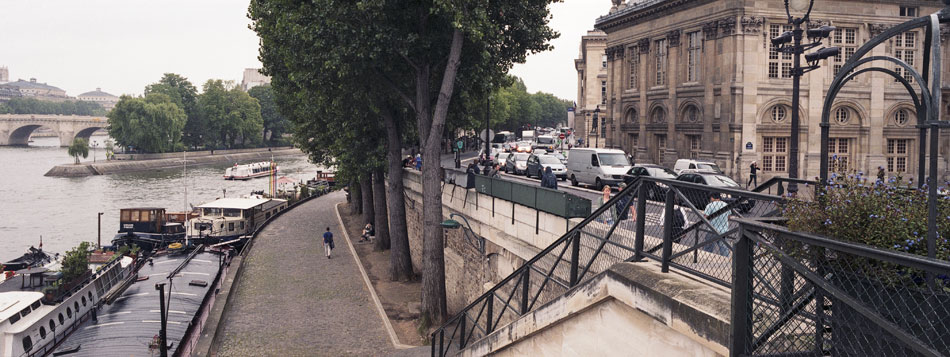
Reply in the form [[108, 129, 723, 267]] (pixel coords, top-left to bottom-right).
[[0, 0, 610, 101]]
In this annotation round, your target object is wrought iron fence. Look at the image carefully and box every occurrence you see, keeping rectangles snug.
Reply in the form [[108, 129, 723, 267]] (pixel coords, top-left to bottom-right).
[[732, 218, 950, 356], [430, 175, 790, 356]]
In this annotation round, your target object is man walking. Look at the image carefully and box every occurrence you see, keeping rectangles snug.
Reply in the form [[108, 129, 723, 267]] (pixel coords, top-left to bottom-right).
[[323, 227, 335, 259], [540, 166, 558, 190], [747, 161, 759, 188], [702, 193, 731, 256]]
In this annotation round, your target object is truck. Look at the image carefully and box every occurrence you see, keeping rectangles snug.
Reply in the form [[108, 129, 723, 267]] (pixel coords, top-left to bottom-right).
[[521, 130, 535, 142]]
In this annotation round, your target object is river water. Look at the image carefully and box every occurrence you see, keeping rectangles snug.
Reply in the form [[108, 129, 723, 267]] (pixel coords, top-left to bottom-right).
[[0, 135, 318, 262]]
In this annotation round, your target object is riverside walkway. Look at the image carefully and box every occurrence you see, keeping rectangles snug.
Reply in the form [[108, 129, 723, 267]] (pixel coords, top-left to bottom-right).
[[212, 191, 424, 356]]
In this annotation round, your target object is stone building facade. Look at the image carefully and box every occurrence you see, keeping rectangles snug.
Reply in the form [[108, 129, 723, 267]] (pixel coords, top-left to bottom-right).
[[574, 30, 609, 148], [0, 67, 8, 84], [594, 0, 950, 183], [241, 68, 271, 91], [0, 78, 69, 101], [77, 88, 119, 110]]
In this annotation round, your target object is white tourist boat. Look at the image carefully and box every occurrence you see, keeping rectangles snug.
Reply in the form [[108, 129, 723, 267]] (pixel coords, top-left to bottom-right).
[[186, 196, 288, 243], [223, 161, 279, 180]]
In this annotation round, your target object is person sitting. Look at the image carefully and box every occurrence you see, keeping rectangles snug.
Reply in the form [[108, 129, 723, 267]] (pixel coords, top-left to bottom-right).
[[360, 223, 374, 242]]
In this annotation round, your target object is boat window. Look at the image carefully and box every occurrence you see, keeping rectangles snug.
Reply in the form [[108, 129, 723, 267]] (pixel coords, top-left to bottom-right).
[[20, 306, 32, 318], [58, 313, 64, 324], [66, 307, 72, 318], [228, 222, 235, 231], [40, 326, 47, 339], [121, 210, 130, 221], [240, 221, 245, 230], [49, 319, 55, 331], [22, 336, 32, 352], [81, 296, 87, 306], [74, 302, 80, 314], [9, 312, 20, 324], [88, 292, 94, 301], [266, 212, 271, 219], [223, 209, 241, 217], [131, 210, 141, 222], [31, 301, 40, 310], [203, 208, 223, 217]]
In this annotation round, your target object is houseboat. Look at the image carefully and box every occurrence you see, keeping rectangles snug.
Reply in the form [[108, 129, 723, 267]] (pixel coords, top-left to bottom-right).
[[186, 196, 288, 244], [223, 161, 278, 180], [111, 208, 187, 252], [0, 255, 134, 356]]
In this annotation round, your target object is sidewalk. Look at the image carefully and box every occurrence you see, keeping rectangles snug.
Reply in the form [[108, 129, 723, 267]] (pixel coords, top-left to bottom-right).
[[212, 191, 424, 356]]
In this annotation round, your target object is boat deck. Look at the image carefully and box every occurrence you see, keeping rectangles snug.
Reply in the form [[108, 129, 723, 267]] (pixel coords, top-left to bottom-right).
[[53, 251, 223, 356], [0, 268, 51, 294]]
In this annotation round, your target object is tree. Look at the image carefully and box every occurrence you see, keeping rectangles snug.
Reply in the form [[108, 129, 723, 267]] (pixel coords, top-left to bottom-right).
[[249, 0, 557, 323], [68, 137, 89, 164], [61, 242, 91, 282], [107, 93, 187, 153], [197, 80, 264, 149], [0, 97, 106, 116], [145, 74, 202, 148], [248, 85, 290, 145]]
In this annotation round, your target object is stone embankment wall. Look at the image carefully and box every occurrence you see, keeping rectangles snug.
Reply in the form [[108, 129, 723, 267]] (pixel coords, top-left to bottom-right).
[[45, 147, 303, 177], [402, 168, 581, 315]]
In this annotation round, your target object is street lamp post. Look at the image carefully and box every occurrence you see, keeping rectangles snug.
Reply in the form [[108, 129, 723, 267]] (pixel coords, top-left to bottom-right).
[[773, 0, 838, 193], [593, 106, 601, 148], [97, 212, 103, 250]]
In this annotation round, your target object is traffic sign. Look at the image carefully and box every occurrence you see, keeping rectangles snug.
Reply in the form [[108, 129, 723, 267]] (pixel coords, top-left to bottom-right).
[[479, 129, 495, 142], [558, 133, 565, 139], [456, 140, 464, 150]]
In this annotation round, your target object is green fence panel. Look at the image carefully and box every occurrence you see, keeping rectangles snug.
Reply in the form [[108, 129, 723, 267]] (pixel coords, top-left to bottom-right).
[[474, 175, 492, 195], [510, 181, 537, 207], [565, 194, 592, 218], [492, 179, 513, 201], [535, 188, 567, 217]]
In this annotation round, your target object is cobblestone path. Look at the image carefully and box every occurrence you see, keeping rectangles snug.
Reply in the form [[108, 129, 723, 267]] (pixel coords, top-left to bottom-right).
[[214, 191, 416, 356]]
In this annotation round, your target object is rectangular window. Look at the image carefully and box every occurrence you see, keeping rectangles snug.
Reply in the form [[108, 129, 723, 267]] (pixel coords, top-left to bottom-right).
[[601, 80, 607, 105], [656, 134, 667, 163], [768, 24, 794, 79], [632, 134, 639, 148], [900, 6, 918, 17], [895, 32, 917, 83], [828, 138, 852, 171], [600, 117, 606, 137], [687, 135, 701, 158], [228, 222, 235, 231], [886, 138, 911, 173], [762, 136, 789, 172], [687, 31, 702, 82], [655, 39, 668, 86], [832, 28, 857, 75], [628, 46, 639, 90], [602, 54, 608, 68]]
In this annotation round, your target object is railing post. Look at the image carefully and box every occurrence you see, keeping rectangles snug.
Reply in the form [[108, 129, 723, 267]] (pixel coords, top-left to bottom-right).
[[438, 329, 444, 357], [634, 181, 647, 260], [661, 188, 675, 273], [520, 267, 530, 315], [777, 181, 785, 196], [486, 295, 494, 334], [730, 225, 754, 355], [459, 314, 466, 349], [570, 232, 580, 286]]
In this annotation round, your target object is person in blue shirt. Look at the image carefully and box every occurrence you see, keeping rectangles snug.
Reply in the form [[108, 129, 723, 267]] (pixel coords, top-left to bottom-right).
[[702, 193, 731, 256], [414, 154, 422, 170], [323, 227, 334, 259]]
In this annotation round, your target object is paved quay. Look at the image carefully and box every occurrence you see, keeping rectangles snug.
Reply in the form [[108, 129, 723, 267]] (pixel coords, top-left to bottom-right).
[[212, 191, 425, 356]]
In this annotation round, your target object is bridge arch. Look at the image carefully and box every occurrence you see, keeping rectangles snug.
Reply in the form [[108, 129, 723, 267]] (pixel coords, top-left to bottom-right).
[[8, 124, 50, 146], [0, 114, 108, 146]]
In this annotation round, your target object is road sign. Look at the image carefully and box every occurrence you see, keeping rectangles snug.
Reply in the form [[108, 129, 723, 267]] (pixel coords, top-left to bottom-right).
[[456, 140, 464, 150], [479, 129, 495, 142], [558, 133, 565, 139]]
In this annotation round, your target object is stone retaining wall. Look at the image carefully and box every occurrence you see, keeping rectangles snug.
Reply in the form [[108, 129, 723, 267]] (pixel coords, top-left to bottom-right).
[[45, 148, 304, 177]]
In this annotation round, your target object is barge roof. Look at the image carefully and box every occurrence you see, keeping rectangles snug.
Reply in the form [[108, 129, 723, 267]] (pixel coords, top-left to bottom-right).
[[54, 251, 222, 356], [197, 197, 271, 210]]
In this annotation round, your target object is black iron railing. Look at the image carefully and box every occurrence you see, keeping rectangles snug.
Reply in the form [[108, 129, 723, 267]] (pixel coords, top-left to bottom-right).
[[430, 176, 789, 356], [731, 218, 950, 356]]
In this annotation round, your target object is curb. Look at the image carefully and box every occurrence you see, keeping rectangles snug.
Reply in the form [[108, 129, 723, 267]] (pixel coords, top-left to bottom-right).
[[334, 202, 416, 350]]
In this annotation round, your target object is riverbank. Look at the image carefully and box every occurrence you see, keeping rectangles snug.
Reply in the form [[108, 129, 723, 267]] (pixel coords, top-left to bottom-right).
[[44, 147, 304, 177]]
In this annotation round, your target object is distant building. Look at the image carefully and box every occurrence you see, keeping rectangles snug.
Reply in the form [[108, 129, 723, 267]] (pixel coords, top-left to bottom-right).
[[0, 67, 8, 84], [0, 78, 69, 102], [241, 68, 271, 91], [574, 30, 608, 148], [78, 87, 119, 110]]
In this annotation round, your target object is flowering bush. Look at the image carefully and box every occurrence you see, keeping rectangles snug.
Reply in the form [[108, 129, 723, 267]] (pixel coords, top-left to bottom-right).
[[785, 171, 950, 262]]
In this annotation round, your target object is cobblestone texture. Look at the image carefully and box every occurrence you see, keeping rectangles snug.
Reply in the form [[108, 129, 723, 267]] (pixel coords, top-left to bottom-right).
[[214, 191, 419, 356]]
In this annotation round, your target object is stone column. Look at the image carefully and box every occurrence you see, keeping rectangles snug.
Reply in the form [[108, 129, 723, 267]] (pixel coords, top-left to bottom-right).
[[664, 29, 681, 168], [637, 39, 651, 162]]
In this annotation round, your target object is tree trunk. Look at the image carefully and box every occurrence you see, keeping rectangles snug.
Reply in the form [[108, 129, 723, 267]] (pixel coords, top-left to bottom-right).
[[372, 169, 391, 251], [420, 28, 464, 325], [382, 107, 414, 281], [350, 179, 362, 215], [360, 175, 375, 228]]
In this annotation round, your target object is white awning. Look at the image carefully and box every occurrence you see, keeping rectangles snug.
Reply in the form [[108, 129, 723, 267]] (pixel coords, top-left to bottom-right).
[[196, 197, 271, 210]]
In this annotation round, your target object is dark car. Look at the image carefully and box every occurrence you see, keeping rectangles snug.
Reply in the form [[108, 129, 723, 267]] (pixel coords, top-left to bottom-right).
[[525, 154, 568, 180], [622, 164, 677, 201], [675, 171, 756, 212]]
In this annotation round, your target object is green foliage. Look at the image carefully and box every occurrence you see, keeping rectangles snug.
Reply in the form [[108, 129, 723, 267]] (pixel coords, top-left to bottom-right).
[[248, 85, 289, 145], [785, 172, 950, 261], [145, 73, 201, 148], [0, 97, 106, 116], [107, 93, 187, 153], [67, 138, 89, 164], [62, 242, 92, 283], [197, 80, 264, 149], [116, 243, 140, 256]]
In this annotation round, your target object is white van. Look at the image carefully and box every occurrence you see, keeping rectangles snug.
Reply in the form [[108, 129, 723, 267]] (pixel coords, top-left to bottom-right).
[[567, 148, 632, 189], [673, 159, 723, 175]]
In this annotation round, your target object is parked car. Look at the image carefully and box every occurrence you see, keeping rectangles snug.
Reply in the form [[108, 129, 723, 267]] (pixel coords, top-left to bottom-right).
[[526, 154, 567, 180], [675, 171, 755, 212], [673, 159, 723, 175], [622, 164, 678, 201], [494, 152, 511, 169], [566, 148, 632, 189], [505, 152, 530, 175]]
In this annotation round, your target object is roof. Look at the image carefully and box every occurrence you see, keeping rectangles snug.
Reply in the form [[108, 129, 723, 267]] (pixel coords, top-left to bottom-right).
[[197, 197, 271, 210], [78, 89, 117, 98], [1, 79, 65, 92], [0, 291, 43, 322]]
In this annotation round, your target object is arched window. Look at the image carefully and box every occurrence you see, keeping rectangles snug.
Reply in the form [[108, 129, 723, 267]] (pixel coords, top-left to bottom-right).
[[895, 109, 910, 126], [771, 106, 787, 123], [625, 108, 638, 124], [651, 107, 666, 123], [834, 107, 850, 125], [684, 105, 701, 123]]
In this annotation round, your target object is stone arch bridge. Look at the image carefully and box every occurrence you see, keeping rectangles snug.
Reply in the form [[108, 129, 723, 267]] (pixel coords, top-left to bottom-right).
[[0, 114, 108, 146]]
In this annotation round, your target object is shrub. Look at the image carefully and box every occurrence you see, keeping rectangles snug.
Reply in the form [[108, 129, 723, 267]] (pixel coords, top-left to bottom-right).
[[62, 242, 92, 282]]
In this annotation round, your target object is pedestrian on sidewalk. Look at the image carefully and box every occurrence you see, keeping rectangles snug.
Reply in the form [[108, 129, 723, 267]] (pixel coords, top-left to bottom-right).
[[877, 166, 886, 184], [702, 193, 731, 256], [747, 161, 759, 188], [360, 223, 374, 242], [541, 166, 558, 190], [323, 227, 335, 259]]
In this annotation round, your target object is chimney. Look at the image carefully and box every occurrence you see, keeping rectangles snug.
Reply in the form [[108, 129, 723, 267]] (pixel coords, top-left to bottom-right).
[[96, 87, 101, 92], [30, 78, 36, 83]]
